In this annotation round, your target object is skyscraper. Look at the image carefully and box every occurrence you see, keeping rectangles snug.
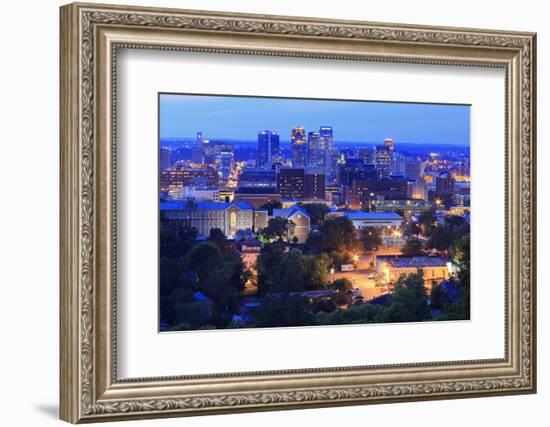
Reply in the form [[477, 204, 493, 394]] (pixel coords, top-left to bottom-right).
[[291, 127, 307, 167], [191, 132, 204, 164], [358, 147, 375, 165], [257, 130, 280, 168], [307, 131, 322, 167], [375, 145, 391, 179], [404, 157, 425, 180], [160, 148, 171, 171], [319, 126, 333, 174], [391, 151, 405, 175]]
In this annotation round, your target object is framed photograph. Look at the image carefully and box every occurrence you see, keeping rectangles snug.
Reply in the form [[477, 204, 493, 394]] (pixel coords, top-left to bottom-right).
[[60, 2, 537, 423]]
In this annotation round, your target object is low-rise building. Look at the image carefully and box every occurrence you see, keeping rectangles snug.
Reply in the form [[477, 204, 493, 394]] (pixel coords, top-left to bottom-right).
[[272, 206, 311, 243], [344, 211, 403, 230], [376, 255, 451, 290], [161, 201, 267, 238], [344, 211, 405, 248]]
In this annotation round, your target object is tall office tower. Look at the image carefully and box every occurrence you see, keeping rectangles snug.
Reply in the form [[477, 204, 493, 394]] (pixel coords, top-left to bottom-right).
[[435, 172, 455, 195], [257, 130, 280, 168], [319, 126, 333, 172], [276, 167, 305, 199], [391, 151, 406, 175], [384, 137, 394, 150], [358, 147, 375, 165], [404, 157, 425, 180], [160, 148, 172, 171], [201, 139, 214, 164], [291, 127, 307, 167], [304, 168, 326, 200], [270, 132, 281, 165], [191, 132, 204, 164], [375, 145, 392, 179], [307, 131, 322, 167]]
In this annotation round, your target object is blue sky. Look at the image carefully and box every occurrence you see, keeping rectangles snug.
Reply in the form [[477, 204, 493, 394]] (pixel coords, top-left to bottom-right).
[[159, 93, 470, 146]]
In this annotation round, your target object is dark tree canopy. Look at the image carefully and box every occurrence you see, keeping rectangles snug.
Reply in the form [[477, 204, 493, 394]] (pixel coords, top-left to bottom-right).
[[401, 238, 425, 256], [260, 217, 295, 242], [259, 200, 283, 215], [359, 227, 383, 253], [208, 227, 227, 251], [299, 203, 330, 226]]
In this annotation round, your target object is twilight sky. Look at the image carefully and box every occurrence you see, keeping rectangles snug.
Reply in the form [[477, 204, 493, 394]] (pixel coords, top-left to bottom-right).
[[159, 93, 470, 146]]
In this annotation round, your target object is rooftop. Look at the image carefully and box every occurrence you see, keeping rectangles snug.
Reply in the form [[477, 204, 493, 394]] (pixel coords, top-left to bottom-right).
[[345, 211, 403, 220], [235, 187, 279, 195], [160, 201, 253, 211], [273, 206, 310, 219], [377, 255, 448, 268]]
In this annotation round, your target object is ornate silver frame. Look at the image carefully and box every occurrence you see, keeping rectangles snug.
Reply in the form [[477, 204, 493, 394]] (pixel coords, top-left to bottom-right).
[[60, 2, 537, 423]]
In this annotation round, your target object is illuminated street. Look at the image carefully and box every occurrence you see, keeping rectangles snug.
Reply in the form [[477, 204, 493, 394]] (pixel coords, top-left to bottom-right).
[[332, 255, 389, 301]]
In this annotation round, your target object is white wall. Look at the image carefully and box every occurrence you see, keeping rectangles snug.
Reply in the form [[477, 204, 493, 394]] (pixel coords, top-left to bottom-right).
[[0, 0, 546, 426]]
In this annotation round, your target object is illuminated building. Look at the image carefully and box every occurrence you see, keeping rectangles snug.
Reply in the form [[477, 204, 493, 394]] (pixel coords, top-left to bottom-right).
[[218, 188, 235, 202], [180, 186, 220, 202], [161, 200, 268, 237], [376, 255, 451, 289], [160, 167, 219, 192], [371, 199, 431, 215], [344, 211, 405, 248], [238, 168, 276, 189], [191, 132, 204, 164], [216, 151, 233, 180], [272, 206, 311, 243], [405, 157, 425, 180], [160, 148, 171, 171], [391, 151, 405, 175], [407, 179, 427, 200], [307, 131, 322, 167], [350, 178, 408, 209], [375, 145, 392, 179], [304, 168, 325, 200], [202, 140, 234, 165], [276, 167, 325, 201], [276, 167, 305, 199], [291, 127, 307, 167], [257, 130, 280, 168], [319, 126, 334, 174], [344, 211, 403, 230]]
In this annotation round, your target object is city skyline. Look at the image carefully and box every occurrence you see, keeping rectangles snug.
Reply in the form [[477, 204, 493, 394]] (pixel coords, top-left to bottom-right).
[[159, 94, 471, 332], [160, 93, 471, 146]]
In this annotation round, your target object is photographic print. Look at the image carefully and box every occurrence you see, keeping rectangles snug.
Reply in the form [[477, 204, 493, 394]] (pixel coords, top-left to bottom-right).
[[159, 94, 471, 332]]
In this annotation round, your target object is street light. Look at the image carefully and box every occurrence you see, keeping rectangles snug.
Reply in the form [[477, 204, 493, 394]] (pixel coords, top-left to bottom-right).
[[330, 267, 335, 283]]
